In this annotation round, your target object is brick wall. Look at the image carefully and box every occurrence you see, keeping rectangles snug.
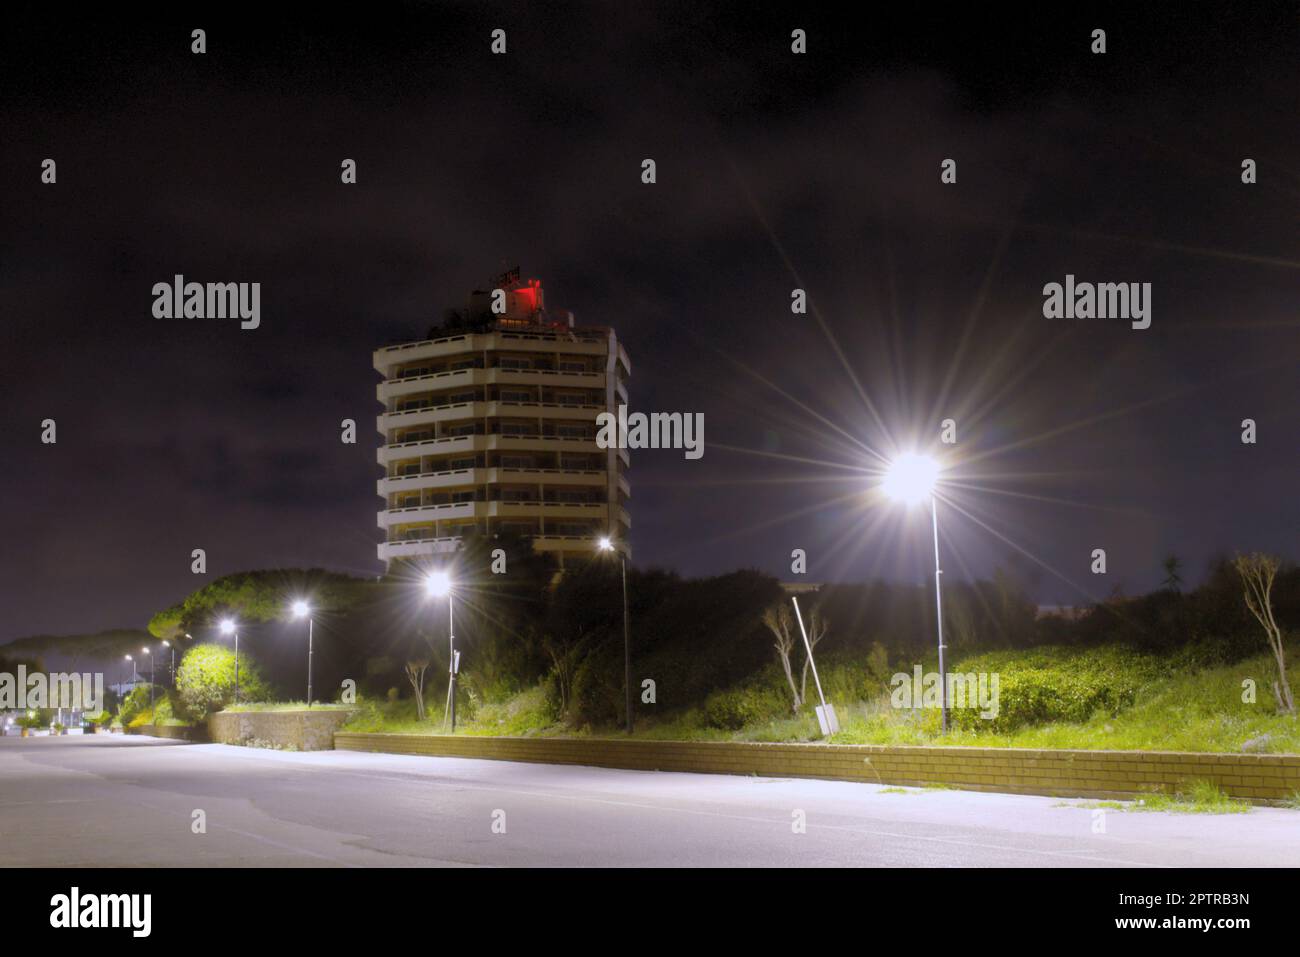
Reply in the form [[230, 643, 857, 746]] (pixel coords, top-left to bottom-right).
[[333, 733, 1300, 803]]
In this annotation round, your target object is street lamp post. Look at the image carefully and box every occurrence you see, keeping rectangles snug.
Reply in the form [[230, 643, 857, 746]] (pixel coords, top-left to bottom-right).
[[124, 654, 136, 699], [425, 572, 456, 731], [219, 619, 239, 703], [291, 601, 314, 707], [162, 640, 174, 686], [599, 537, 633, 735], [142, 647, 155, 712], [882, 452, 949, 732]]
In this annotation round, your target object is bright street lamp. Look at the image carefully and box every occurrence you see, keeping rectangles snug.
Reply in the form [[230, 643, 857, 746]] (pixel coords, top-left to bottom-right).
[[291, 600, 314, 707], [219, 618, 240, 703], [881, 451, 940, 505], [599, 536, 633, 735], [424, 571, 457, 731], [882, 452, 950, 731]]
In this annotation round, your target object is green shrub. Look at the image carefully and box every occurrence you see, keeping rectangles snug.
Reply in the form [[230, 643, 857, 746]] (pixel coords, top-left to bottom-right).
[[176, 643, 272, 719], [703, 685, 788, 730], [946, 645, 1161, 732], [118, 685, 155, 727]]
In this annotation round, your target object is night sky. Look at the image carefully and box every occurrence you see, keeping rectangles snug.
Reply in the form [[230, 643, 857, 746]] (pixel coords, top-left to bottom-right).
[[3, 3, 1298, 642]]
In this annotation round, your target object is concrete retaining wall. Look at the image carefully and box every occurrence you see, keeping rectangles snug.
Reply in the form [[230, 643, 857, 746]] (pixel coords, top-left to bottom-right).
[[333, 733, 1300, 803], [210, 709, 354, 750], [127, 724, 204, 741]]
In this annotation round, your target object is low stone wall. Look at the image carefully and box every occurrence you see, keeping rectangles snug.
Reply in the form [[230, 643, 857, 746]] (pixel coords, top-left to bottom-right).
[[126, 724, 204, 741], [210, 709, 355, 751], [333, 734, 1300, 804]]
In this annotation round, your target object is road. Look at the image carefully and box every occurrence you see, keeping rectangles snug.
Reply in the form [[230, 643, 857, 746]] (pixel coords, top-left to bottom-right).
[[1, 735, 1295, 867]]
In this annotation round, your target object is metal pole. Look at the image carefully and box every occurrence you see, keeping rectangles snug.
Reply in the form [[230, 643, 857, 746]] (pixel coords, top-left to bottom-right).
[[307, 617, 314, 708], [622, 554, 632, 734], [234, 632, 240, 704], [170, 646, 175, 687], [931, 494, 948, 732], [448, 593, 456, 732], [149, 654, 155, 711], [791, 596, 827, 708]]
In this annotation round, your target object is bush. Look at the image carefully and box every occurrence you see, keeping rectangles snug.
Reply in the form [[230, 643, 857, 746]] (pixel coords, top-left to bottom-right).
[[702, 686, 788, 730], [118, 685, 154, 727], [176, 643, 273, 719], [947, 645, 1161, 732]]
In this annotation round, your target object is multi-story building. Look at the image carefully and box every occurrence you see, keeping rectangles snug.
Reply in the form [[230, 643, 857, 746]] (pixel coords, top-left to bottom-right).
[[373, 276, 631, 569]]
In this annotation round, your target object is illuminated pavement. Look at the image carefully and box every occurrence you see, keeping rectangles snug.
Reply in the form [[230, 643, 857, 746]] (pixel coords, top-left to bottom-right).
[[1, 735, 1295, 867]]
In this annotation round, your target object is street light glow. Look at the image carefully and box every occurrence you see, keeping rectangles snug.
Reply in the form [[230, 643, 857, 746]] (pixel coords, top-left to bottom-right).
[[425, 570, 452, 598], [219, 618, 236, 635], [598, 536, 614, 551], [292, 600, 310, 619], [882, 452, 941, 506]]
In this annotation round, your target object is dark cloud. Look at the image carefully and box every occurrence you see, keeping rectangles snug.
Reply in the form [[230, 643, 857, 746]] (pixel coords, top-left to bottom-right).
[[1, 4, 1297, 640]]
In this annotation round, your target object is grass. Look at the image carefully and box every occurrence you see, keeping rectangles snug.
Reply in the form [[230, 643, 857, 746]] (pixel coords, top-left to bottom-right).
[[341, 687, 570, 737], [338, 643, 1300, 756], [1133, 781, 1251, 814], [222, 701, 353, 713], [628, 646, 1300, 753]]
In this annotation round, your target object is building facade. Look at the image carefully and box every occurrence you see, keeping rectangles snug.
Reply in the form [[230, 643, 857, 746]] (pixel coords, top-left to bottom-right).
[[374, 277, 631, 568]]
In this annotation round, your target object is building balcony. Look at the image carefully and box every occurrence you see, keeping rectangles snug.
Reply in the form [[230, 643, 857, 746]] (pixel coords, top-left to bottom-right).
[[379, 532, 618, 563], [377, 501, 483, 528], [377, 433, 607, 465], [377, 536, 464, 561], [376, 398, 607, 433], [490, 500, 609, 520], [377, 498, 613, 528], [378, 466, 609, 496], [376, 365, 605, 399], [373, 330, 611, 376]]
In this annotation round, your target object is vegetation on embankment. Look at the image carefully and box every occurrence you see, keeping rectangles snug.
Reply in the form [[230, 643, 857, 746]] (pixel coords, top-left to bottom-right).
[[342, 641, 1300, 754]]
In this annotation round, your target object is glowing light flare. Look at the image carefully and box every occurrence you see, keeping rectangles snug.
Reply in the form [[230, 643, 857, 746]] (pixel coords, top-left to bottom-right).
[[882, 452, 941, 506]]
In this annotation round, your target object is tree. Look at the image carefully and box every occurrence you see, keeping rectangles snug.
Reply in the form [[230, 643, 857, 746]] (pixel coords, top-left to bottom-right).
[[404, 657, 431, 721], [1161, 554, 1184, 593], [148, 569, 368, 640], [1233, 553, 1295, 715], [762, 602, 802, 711]]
